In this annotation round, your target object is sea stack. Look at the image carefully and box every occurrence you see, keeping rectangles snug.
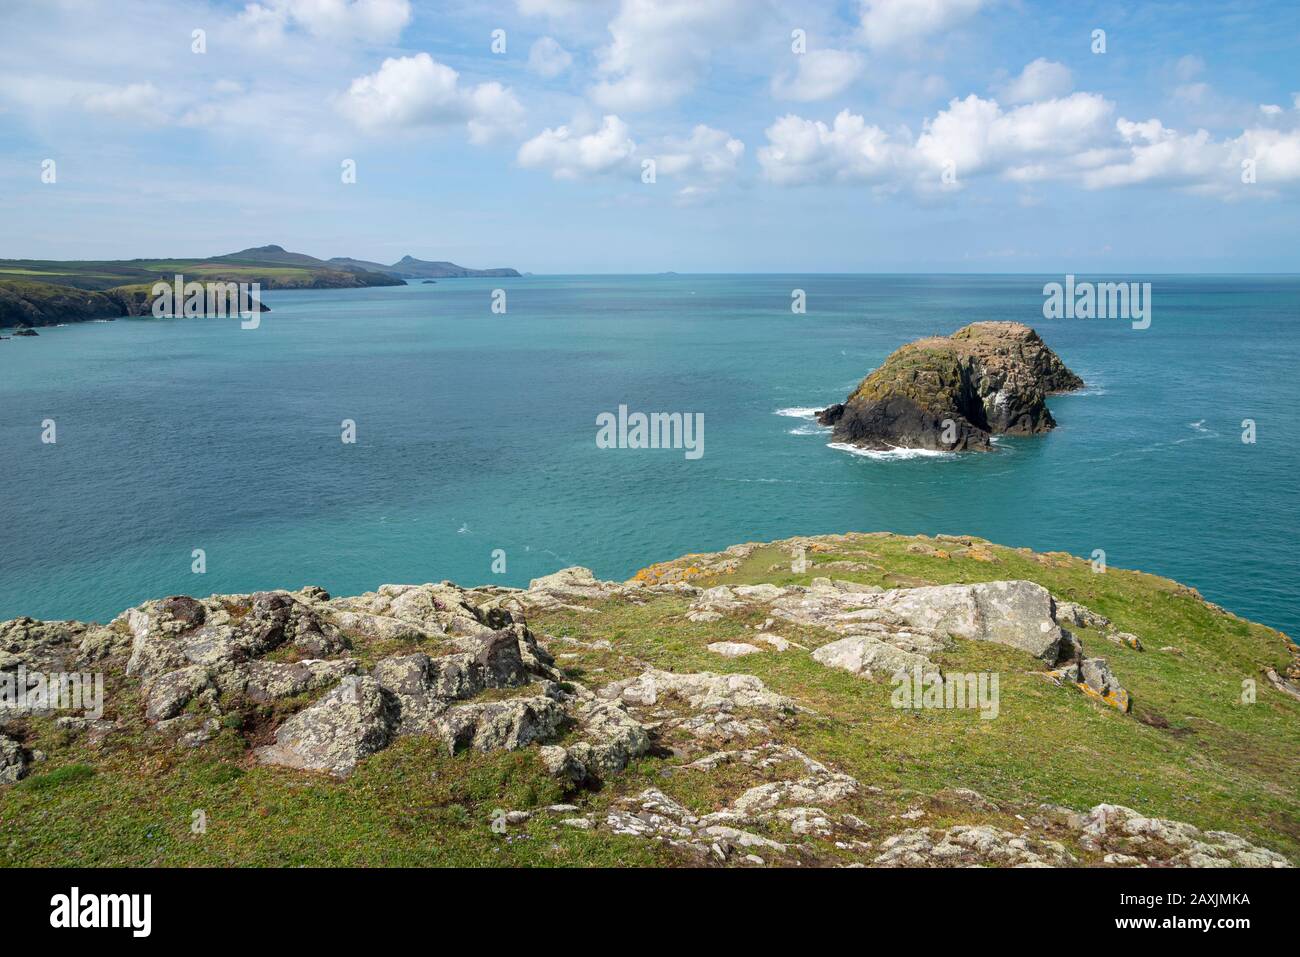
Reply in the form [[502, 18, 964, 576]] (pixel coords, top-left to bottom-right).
[[818, 321, 1083, 452]]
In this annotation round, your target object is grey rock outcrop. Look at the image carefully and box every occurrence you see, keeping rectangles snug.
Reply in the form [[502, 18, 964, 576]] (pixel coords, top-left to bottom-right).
[[436, 692, 569, 755], [0, 734, 27, 784], [812, 635, 940, 679], [255, 677, 397, 777]]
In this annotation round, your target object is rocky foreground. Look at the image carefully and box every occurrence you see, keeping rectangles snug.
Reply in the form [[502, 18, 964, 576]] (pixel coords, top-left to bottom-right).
[[818, 322, 1084, 452], [2, 532, 1297, 867]]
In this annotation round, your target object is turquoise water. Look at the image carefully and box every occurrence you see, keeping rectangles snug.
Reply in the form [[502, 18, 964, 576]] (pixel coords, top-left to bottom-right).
[[1, 275, 1297, 639]]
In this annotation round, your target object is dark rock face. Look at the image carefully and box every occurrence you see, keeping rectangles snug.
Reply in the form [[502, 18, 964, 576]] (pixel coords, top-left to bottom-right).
[[818, 322, 1082, 452]]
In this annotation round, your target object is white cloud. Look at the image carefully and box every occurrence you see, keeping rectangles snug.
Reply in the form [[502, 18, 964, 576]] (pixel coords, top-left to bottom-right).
[[590, 0, 745, 111], [337, 53, 524, 143], [997, 58, 1073, 105], [517, 0, 592, 16], [236, 0, 411, 45], [915, 92, 1114, 179], [655, 124, 744, 178], [759, 85, 1300, 199], [1083, 119, 1300, 194], [860, 0, 986, 49], [758, 110, 907, 185], [517, 114, 637, 178], [771, 49, 863, 102], [528, 37, 574, 78], [82, 82, 169, 124], [758, 92, 1115, 188], [0, 75, 172, 125], [517, 115, 744, 200]]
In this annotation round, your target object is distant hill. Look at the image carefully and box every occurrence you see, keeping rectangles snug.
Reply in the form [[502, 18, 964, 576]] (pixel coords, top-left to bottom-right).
[[211, 245, 336, 268], [328, 254, 521, 279]]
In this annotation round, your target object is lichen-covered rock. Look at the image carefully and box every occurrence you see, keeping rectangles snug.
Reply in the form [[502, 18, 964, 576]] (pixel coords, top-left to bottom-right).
[[602, 670, 795, 714], [1076, 804, 1289, 867], [255, 676, 397, 777], [522, 567, 629, 611], [229, 658, 359, 705], [329, 581, 507, 638], [372, 626, 547, 735], [1055, 601, 1112, 630], [0, 733, 27, 784], [707, 641, 764, 658], [143, 664, 215, 722], [435, 692, 569, 755], [0, 616, 96, 673], [1078, 658, 1131, 712], [540, 697, 650, 785], [124, 591, 341, 679], [812, 635, 939, 679], [818, 322, 1082, 452], [874, 825, 1077, 867]]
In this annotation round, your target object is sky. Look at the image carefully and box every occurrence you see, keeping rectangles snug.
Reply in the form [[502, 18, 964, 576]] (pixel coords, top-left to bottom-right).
[[0, 0, 1297, 273]]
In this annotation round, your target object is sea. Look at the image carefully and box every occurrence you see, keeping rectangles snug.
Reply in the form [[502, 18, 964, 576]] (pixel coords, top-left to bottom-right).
[[2, 274, 1297, 639]]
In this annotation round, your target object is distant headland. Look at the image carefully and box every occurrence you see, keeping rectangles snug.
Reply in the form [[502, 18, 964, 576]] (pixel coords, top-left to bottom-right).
[[0, 245, 521, 328]]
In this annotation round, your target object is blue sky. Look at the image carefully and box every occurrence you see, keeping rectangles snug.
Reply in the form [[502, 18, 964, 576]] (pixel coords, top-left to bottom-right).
[[0, 0, 1297, 272]]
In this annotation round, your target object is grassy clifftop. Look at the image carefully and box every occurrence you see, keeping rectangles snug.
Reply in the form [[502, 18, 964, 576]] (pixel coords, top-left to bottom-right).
[[1, 532, 1295, 867]]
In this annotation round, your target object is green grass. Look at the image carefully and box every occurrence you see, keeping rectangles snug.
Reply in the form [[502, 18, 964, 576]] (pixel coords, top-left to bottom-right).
[[603, 535, 1300, 856], [2, 532, 1295, 866]]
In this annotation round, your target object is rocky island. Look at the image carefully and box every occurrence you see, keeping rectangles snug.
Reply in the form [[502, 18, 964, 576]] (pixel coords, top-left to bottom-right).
[[818, 322, 1084, 452], [2, 532, 1296, 867]]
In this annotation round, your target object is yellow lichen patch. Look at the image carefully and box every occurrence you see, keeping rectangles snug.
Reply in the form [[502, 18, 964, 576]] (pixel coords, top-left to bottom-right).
[[629, 560, 708, 585], [1077, 682, 1132, 713]]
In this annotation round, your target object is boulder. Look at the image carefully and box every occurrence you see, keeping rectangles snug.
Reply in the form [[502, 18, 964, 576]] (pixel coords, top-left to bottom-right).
[[875, 580, 1070, 662], [539, 699, 650, 785], [255, 676, 396, 777], [812, 635, 939, 679], [228, 658, 359, 705], [707, 641, 764, 658], [0, 734, 27, 784], [435, 693, 568, 755], [1055, 601, 1111, 630], [602, 670, 795, 714], [1078, 658, 1131, 712]]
